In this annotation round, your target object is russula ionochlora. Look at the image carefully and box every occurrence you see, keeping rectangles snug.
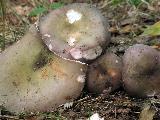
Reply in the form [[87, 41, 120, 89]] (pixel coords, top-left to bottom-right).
[[0, 3, 112, 113], [123, 44, 160, 98], [39, 3, 110, 62], [0, 25, 87, 113], [87, 52, 122, 94]]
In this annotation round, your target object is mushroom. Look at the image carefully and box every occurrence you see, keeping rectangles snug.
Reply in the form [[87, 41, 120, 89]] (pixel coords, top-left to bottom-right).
[[87, 52, 122, 94], [123, 44, 160, 98], [0, 25, 87, 113], [39, 3, 110, 62]]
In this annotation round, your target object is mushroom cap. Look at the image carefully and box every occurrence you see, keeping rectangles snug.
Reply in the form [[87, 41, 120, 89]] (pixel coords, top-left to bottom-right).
[[87, 52, 122, 94], [0, 25, 87, 113], [123, 44, 160, 98], [39, 3, 110, 62]]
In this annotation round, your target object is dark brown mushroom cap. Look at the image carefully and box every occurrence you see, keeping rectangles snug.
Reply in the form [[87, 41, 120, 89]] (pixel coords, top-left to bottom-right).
[[39, 3, 110, 62], [123, 44, 160, 98], [87, 52, 122, 94]]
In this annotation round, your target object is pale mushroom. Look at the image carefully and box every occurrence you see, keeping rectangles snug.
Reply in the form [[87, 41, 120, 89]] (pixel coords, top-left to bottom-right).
[[39, 3, 110, 62], [0, 25, 87, 113]]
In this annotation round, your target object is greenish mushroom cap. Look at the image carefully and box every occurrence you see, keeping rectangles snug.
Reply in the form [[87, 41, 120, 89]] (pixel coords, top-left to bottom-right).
[[39, 3, 110, 62], [0, 25, 87, 113]]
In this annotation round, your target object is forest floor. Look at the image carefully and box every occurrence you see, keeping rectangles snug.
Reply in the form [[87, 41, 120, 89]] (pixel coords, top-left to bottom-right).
[[0, 0, 160, 120]]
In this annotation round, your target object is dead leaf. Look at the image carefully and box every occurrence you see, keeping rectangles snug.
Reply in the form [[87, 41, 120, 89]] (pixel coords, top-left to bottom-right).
[[109, 26, 119, 33], [120, 25, 132, 33], [139, 104, 156, 120], [14, 5, 31, 16], [143, 21, 160, 36], [151, 44, 160, 50]]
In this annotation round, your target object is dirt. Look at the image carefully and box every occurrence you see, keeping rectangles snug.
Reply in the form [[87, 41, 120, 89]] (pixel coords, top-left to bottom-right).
[[0, 0, 160, 120]]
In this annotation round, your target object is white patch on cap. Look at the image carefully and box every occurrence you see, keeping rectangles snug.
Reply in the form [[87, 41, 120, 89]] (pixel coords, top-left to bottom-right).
[[87, 113, 104, 120], [70, 48, 82, 59], [67, 37, 76, 46], [48, 44, 53, 51], [116, 60, 119, 63], [66, 9, 82, 24], [77, 74, 86, 83], [82, 46, 102, 60], [44, 34, 51, 38]]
